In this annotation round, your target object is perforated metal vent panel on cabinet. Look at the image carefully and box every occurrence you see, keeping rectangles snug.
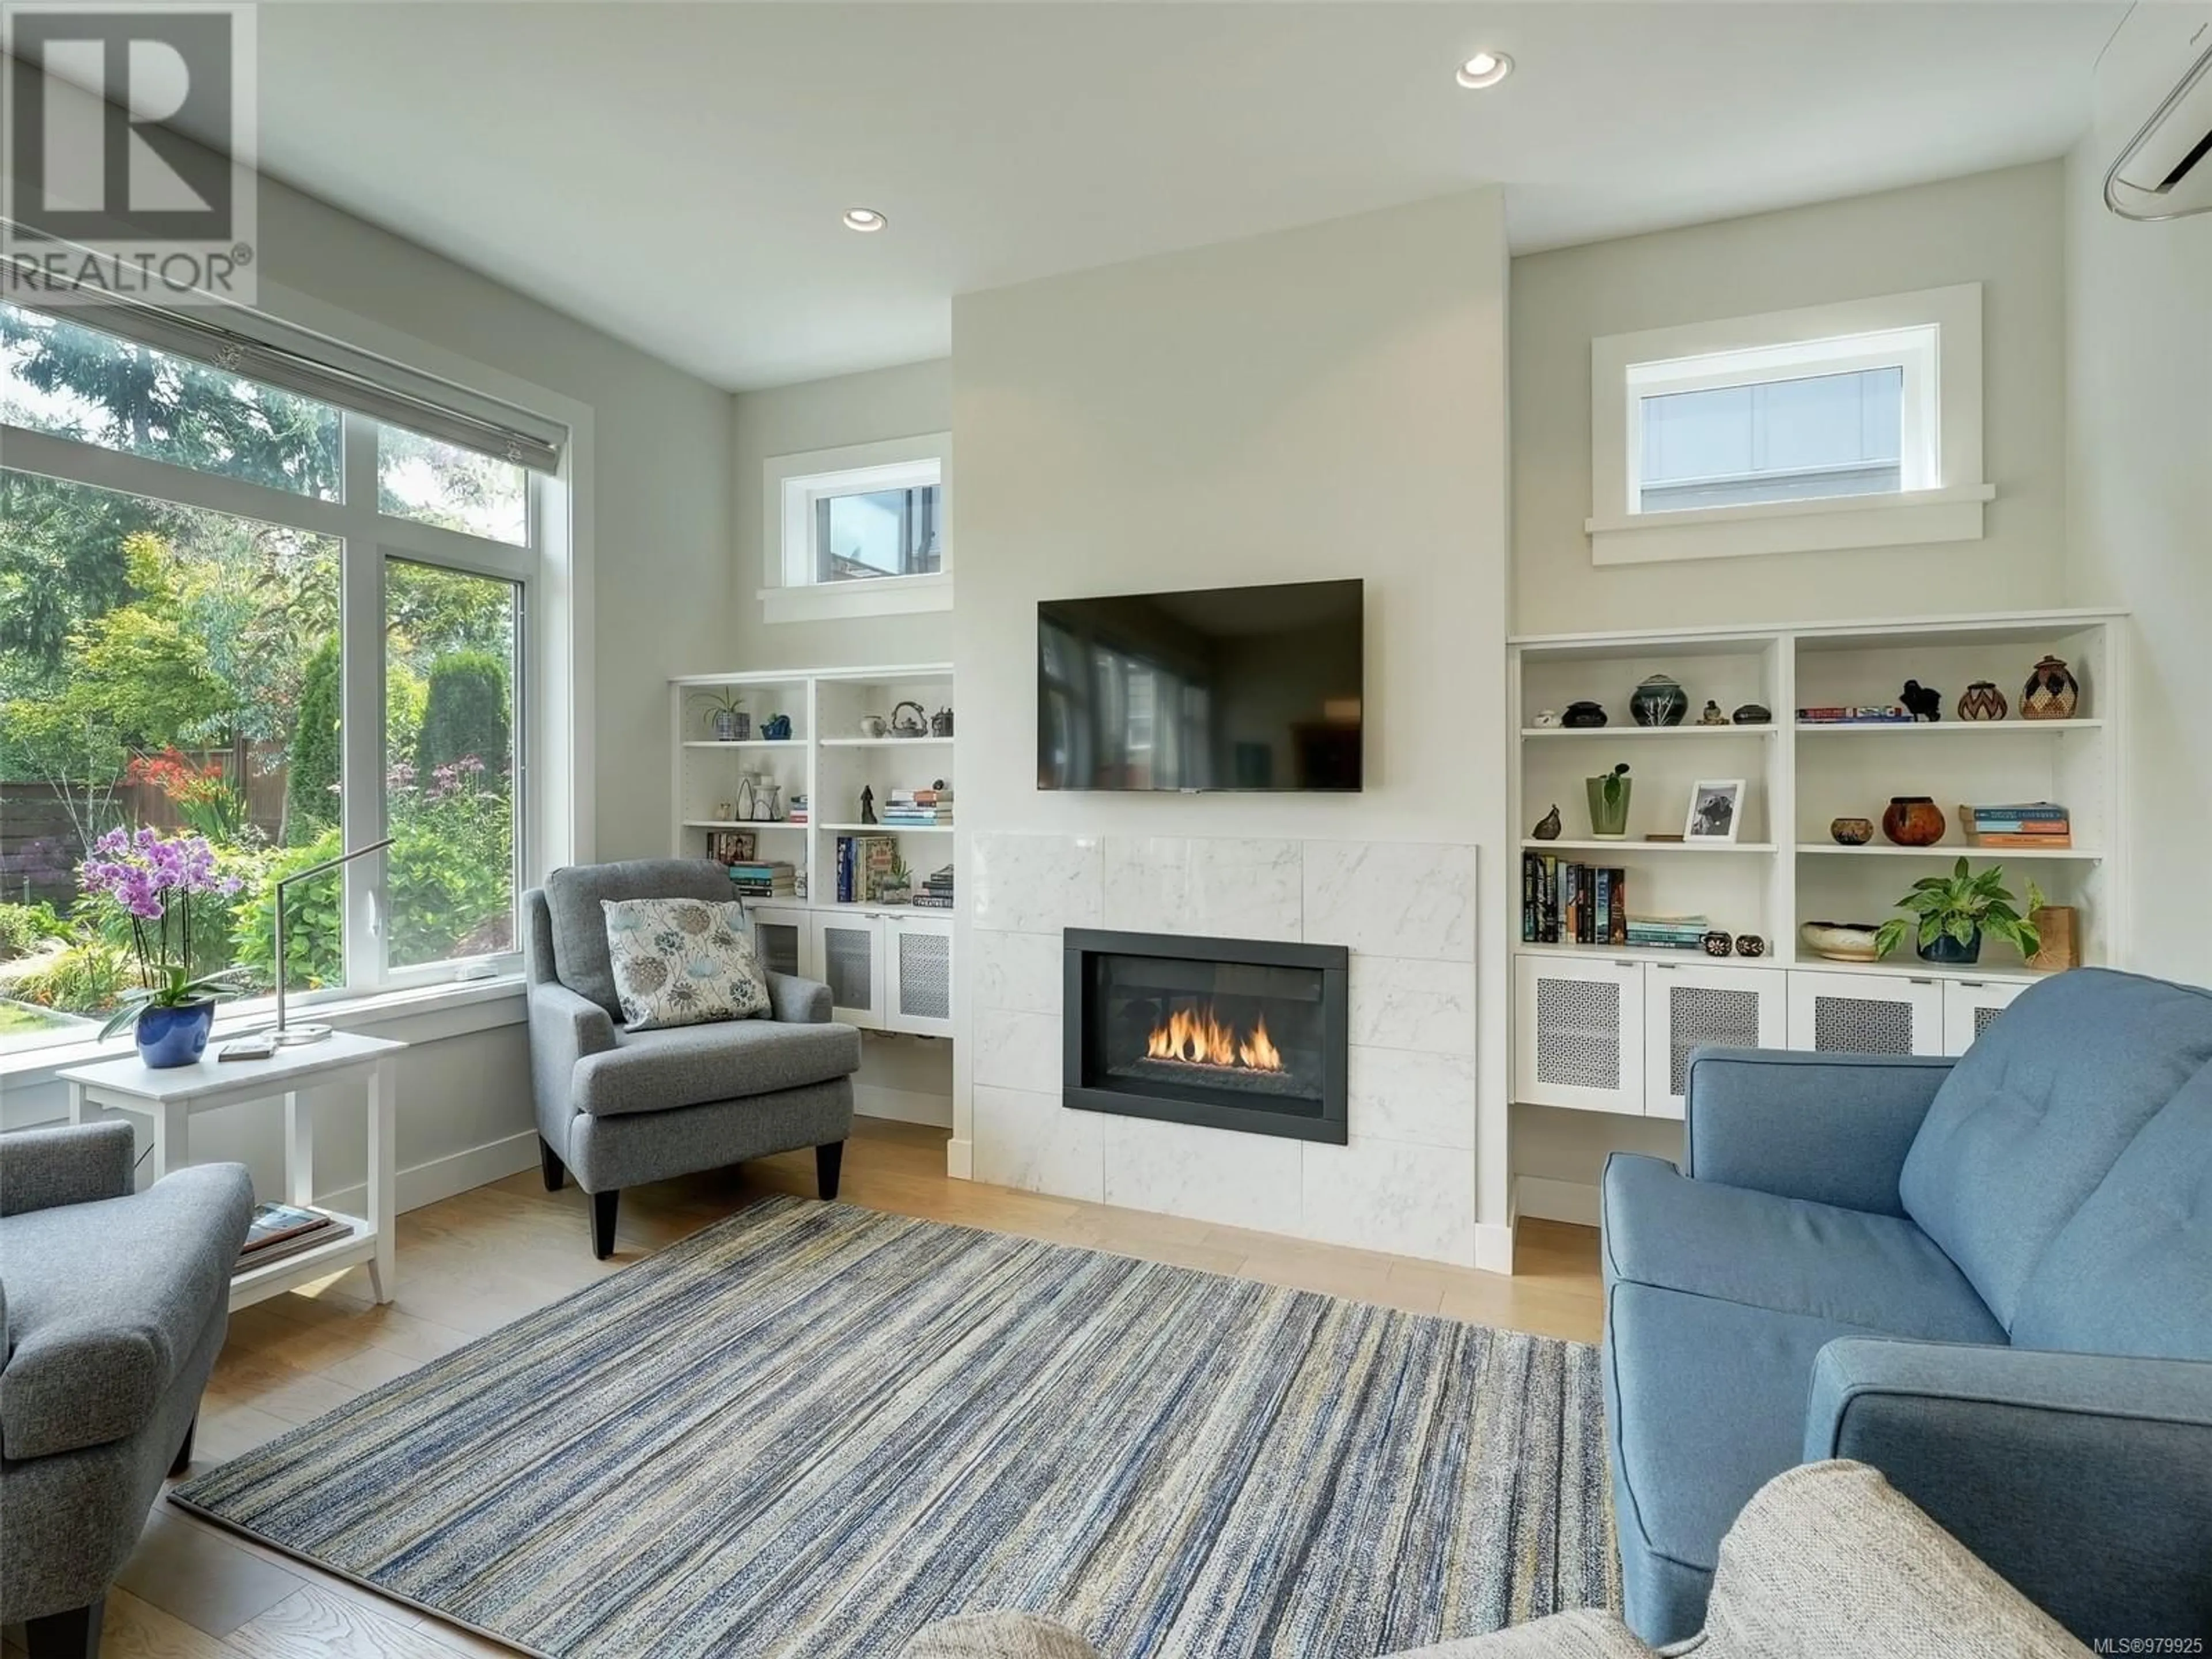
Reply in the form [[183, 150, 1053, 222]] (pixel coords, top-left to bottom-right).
[[822, 926, 876, 1013], [896, 927, 952, 1022], [752, 921, 801, 979], [1535, 976, 1622, 1092], [1973, 1003, 2003, 1040], [1812, 994, 1914, 1055], [1668, 984, 1763, 1097]]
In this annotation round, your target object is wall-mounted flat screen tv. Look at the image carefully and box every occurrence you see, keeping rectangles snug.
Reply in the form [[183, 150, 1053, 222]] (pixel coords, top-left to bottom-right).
[[1037, 578, 1363, 791]]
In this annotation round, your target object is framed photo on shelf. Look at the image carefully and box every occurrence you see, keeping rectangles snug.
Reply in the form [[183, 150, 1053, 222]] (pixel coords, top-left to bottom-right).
[[707, 830, 757, 865], [1684, 779, 1745, 844]]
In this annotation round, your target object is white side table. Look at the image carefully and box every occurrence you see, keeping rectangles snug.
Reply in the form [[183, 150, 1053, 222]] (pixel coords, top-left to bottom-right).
[[59, 1032, 404, 1310]]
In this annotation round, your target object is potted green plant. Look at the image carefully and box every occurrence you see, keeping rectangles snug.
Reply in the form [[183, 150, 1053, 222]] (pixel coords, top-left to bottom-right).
[[687, 688, 749, 741], [1873, 858, 2043, 968], [1586, 763, 1632, 839], [82, 829, 252, 1066]]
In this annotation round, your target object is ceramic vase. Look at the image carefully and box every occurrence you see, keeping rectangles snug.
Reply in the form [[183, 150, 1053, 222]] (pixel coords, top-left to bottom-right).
[[1882, 796, 1946, 847], [1957, 681, 2008, 722], [1630, 675, 1688, 728], [1830, 816, 1874, 846], [2021, 656, 2079, 720], [1585, 774, 1633, 839], [1734, 934, 1767, 959], [1701, 931, 1733, 957], [1562, 701, 1608, 728], [137, 999, 214, 1069]]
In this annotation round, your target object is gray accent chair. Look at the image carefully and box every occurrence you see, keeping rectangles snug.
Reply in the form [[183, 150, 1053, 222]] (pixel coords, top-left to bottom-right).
[[1603, 968, 2212, 1646], [0, 1122, 252, 1659], [524, 858, 860, 1257]]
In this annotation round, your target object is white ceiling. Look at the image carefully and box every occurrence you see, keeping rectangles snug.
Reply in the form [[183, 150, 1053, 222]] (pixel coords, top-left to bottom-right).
[[244, 1, 2127, 389]]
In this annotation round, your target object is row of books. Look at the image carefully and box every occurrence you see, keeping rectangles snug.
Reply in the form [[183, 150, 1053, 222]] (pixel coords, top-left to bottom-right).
[[1962, 801, 2071, 849], [787, 793, 809, 827], [236, 1202, 351, 1275], [727, 860, 797, 898], [912, 864, 956, 910], [835, 834, 900, 904], [1625, 916, 1713, 950], [1521, 854, 1631, 946]]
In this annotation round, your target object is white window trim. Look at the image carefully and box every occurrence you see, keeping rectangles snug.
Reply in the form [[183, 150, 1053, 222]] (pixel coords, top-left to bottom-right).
[[0, 276, 593, 1055], [1587, 283, 1991, 566], [759, 431, 952, 623]]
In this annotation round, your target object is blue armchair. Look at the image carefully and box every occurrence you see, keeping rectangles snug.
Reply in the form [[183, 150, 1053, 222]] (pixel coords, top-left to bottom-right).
[[1601, 968, 2212, 1645]]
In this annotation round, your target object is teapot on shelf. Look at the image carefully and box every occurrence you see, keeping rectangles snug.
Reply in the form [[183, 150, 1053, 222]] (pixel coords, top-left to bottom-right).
[[891, 700, 929, 738]]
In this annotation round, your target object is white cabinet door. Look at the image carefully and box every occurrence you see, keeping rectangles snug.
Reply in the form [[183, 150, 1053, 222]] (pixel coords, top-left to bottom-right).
[[1643, 963, 1787, 1121], [746, 904, 813, 982], [1942, 978, 2027, 1056], [885, 914, 956, 1037], [1786, 970, 1945, 1057], [809, 912, 887, 1029], [1514, 955, 1646, 1115]]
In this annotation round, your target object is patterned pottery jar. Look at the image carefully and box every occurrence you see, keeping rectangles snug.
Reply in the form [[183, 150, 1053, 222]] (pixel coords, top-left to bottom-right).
[[2021, 656, 2080, 720], [1734, 934, 1767, 959], [1700, 930, 1733, 957], [1630, 675, 1689, 728], [1882, 796, 1947, 847], [1830, 816, 1875, 846], [1957, 681, 2008, 722]]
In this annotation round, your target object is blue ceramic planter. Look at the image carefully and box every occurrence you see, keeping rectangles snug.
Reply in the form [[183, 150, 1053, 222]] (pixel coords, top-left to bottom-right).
[[136, 999, 215, 1068], [1918, 926, 1983, 967]]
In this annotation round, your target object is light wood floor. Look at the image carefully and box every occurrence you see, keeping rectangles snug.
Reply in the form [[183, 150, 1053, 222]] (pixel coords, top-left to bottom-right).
[[14, 1119, 1600, 1658]]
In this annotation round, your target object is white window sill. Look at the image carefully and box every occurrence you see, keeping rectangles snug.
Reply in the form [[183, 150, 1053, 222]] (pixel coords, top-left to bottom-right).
[[0, 975, 525, 1089], [1586, 484, 1995, 567], [759, 571, 952, 624]]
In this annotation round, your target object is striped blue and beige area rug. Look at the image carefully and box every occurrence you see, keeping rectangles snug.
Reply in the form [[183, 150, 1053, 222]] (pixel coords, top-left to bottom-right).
[[175, 1197, 1616, 1658]]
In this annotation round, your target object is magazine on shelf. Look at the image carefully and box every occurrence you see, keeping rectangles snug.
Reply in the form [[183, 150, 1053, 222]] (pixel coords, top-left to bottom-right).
[[235, 1201, 350, 1272]]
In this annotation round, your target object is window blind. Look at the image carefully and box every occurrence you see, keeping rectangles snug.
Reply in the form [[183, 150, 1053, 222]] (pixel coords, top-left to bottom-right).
[[2, 258, 565, 472]]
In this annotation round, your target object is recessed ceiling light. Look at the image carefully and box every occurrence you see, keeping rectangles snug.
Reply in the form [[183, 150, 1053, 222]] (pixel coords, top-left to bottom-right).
[[1455, 51, 1513, 89], [842, 207, 887, 233]]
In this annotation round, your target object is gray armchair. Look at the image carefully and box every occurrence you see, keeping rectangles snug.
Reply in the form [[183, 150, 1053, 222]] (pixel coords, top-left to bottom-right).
[[0, 1122, 251, 1659], [524, 859, 860, 1257]]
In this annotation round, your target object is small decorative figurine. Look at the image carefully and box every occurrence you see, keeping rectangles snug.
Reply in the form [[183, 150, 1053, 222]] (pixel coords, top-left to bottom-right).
[[714, 801, 734, 823], [1562, 700, 1608, 728], [2021, 655, 2080, 719], [762, 713, 793, 741], [1734, 934, 1767, 959], [1532, 709, 1563, 729], [931, 706, 955, 736], [1630, 674, 1690, 728], [1956, 682, 2007, 722], [1732, 703, 1772, 725], [1697, 699, 1729, 726], [1531, 804, 1562, 840], [1830, 816, 1875, 846], [1900, 680, 1944, 722], [1701, 930, 1734, 957], [859, 785, 877, 825]]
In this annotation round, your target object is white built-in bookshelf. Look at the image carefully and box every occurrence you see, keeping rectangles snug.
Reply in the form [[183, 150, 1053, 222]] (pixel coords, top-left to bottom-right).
[[668, 664, 955, 1037], [1507, 610, 2123, 1118]]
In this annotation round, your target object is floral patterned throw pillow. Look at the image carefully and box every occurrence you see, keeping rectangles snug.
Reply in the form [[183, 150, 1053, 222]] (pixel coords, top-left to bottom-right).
[[600, 897, 770, 1030]]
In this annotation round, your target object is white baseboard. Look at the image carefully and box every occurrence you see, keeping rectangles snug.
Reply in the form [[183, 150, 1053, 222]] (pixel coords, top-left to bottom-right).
[[317, 1128, 540, 1219], [945, 1137, 974, 1180], [854, 1085, 954, 1129], [1473, 1221, 1516, 1275], [1514, 1175, 1601, 1228]]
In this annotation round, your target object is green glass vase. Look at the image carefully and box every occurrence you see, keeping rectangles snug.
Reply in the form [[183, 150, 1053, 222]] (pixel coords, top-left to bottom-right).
[[1586, 774, 1632, 839]]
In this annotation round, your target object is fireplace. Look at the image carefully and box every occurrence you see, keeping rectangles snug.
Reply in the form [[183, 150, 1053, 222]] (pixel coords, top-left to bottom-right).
[[1063, 928, 1349, 1143]]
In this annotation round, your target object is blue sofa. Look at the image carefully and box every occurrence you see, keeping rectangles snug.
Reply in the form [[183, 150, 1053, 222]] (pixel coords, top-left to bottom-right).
[[1601, 967, 2212, 1645]]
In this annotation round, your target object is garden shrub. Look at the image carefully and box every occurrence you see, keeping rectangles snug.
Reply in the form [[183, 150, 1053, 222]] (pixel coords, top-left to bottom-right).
[[7, 938, 132, 1012], [416, 650, 509, 779], [230, 827, 345, 989], [286, 633, 342, 839], [0, 900, 69, 960]]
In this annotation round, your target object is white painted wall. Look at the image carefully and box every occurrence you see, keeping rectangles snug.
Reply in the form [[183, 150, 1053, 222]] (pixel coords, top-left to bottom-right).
[[2063, 6, 2212, 988], [949, 191, 1514, 1256], [728, 359, 955, 671], [1513, 162, 2068, 637]]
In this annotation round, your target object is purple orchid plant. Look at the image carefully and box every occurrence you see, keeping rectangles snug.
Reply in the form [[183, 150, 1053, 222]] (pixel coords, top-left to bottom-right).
[[80, 827, 251, 1040]]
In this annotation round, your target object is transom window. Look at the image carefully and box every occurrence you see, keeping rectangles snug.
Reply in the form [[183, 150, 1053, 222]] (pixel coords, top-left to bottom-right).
[[0, 293, 566, 1058], [763, 434, 951, 623], [1588, 284, 1988, 566]]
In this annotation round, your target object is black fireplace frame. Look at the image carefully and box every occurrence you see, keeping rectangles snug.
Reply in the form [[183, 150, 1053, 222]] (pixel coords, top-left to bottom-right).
[[1062, 927, 1350, 1145]]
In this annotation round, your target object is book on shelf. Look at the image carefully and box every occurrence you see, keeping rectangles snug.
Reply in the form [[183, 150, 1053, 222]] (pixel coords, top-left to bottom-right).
[[236, 1202, 350, 1272], [1519, 854, 1630, 945], [1960, 802, 2072, 846], [834, 834, 902, 903]]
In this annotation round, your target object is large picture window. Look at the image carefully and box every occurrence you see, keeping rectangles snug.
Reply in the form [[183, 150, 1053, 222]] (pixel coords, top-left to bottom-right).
[[0, 296, 563, 1057]]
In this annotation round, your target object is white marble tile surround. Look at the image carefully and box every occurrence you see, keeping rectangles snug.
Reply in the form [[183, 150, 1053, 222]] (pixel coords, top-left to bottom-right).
[[969, 834, 1478, 1264]]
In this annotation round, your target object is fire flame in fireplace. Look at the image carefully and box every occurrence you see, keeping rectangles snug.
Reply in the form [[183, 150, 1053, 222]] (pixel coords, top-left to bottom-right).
[[1146, 1004, 1285, 1073]]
